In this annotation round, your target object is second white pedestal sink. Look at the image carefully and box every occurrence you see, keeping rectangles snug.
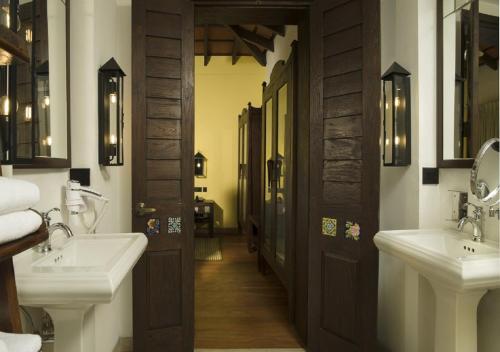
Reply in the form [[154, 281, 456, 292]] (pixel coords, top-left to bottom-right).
[[374, 229, 500, 352], [14, 233, 147, 352]]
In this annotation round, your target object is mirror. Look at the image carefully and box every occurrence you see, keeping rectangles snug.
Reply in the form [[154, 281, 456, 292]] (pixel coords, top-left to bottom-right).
[[438, 0, 499, 167], [470, 138, 499, 205], [0, 0, 70, 168]]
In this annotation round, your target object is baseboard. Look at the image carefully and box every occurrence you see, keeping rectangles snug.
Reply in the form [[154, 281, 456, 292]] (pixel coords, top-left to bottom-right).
[[216, 227, 238, 234], [195, 227, 239, 236], [113, 337, 133, 352]]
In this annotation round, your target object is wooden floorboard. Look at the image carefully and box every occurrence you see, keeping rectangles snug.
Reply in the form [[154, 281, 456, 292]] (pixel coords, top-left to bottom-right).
[[195, 235, 302, 349]]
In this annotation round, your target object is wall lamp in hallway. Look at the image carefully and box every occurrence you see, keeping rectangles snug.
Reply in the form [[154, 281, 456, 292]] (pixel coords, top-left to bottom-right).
[[382, 62, 411, 166], [98, 57, 125, 166], [194, 152, 207, 178]]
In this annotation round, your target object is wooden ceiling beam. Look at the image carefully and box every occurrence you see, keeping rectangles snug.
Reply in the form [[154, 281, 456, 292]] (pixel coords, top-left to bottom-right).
[[203, 24, 211, 66], [230, 26, 274, 52], [227, 25, 266, 66], [260, 25, 285, 37]]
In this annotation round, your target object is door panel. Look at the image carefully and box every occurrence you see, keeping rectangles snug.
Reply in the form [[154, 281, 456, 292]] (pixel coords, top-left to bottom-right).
[[132, 0, 194, 351], [263, 98, 274, 252], [308, 0, 380, 351], [276, 83, 287, 265]]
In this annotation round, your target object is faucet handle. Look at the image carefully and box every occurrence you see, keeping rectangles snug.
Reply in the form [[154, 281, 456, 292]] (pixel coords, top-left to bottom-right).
[[41, 207, 61, 224], [463, 202, 483, 217]]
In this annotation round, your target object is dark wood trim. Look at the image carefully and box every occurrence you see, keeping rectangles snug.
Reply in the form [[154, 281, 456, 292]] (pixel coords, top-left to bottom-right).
[[182, 2, 196, 350], [195, 7, 305, 26], [436, 0, 474, 168], [226, 25, 266, 66]]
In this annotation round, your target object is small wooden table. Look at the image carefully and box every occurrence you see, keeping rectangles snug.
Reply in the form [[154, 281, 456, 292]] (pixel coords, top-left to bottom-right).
[[194, 200, 215, 236]]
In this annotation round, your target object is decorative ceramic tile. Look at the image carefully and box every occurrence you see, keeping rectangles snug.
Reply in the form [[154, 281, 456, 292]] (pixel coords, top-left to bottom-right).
[[345, 221, 360, 241], [168, 217, 182, 234], [322, 217, 337, 237], [146, 218, 160, 236]]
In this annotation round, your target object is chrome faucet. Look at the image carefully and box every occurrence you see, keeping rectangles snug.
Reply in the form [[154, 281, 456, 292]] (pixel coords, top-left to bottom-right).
[[36, 208, 74, 253], [457, 203, 484, 242]]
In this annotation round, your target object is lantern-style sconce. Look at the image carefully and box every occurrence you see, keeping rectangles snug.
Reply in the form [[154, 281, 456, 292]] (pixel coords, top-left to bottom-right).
[[382, 62, 411, 166], [98, 58, 125, 166], [194, 152, 207, 177]]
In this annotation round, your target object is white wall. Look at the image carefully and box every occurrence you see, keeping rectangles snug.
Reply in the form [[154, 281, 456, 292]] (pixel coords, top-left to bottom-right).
[[12, 0, 133, 350], [379, 0, 500, 351], [265, 25, 298, 82]]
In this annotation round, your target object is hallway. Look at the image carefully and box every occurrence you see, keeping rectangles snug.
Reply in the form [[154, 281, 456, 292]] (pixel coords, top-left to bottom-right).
[[195, 235, 302, 349]]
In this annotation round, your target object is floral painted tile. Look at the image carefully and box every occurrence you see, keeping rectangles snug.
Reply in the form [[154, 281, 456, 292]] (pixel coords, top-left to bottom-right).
[[322, 217, 337, 237], [146, 218, 160, 236], [168, 217, 182, 234], [345, 221, 360, 241]]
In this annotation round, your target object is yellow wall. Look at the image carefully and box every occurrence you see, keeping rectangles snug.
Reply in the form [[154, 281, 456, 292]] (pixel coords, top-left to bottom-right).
[[195, 56, 266, 229]]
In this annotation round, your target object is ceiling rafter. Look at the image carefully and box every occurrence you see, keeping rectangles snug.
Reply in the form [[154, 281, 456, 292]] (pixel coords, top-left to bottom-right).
[[260, 25, 285, 37], [203, 24, 211, 66], [226, 25, 266, 66], [232, 39, 240, 65], [230, 25, 274, 52]]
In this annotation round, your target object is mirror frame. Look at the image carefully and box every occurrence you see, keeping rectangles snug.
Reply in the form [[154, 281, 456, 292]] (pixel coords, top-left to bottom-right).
[[15, 0, 71, 169], [436, 0, 476, 168]]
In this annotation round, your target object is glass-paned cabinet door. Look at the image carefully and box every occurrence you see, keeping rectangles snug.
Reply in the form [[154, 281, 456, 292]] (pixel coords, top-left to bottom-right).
[[264, 98, 273, 251], [275, 83, 288, 266]]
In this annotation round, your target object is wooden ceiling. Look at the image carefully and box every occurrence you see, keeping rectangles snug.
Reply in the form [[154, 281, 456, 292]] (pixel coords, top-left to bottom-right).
[[194, 25, 285, 66]]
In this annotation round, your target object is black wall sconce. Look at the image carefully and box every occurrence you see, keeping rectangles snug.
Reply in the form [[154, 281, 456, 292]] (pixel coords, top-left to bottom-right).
[[98, 58, 125, 166], [194, 152, 207, 177], [382, 62, 411, 166]]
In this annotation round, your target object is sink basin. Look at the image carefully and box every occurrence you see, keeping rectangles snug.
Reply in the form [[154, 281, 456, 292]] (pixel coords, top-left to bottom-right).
[[374, 229, 500, 291], [14, 233, 147, 352], [14, 233, 147, 306], [374, 229, 500, 352]]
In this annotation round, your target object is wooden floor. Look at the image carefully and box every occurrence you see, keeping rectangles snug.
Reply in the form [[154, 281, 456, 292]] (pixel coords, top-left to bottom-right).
[[195, 234, 302, 349]]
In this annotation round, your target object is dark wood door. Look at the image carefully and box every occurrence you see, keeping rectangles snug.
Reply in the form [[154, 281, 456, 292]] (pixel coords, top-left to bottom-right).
[[131, 0, 194, 351], [308, 0, 381, 351]]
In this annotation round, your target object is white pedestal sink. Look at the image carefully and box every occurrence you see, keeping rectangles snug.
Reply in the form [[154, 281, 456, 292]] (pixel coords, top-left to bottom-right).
[[374, 229, 500, 352], [14, 233, 147, 352]]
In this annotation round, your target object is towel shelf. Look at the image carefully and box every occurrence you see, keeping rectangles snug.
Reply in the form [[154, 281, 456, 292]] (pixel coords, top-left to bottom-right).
[[0, 225, 48, 333], [0, 225, 48, 261]]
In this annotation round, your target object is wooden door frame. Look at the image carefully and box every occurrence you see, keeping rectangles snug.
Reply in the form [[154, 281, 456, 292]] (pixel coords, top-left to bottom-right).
[[192, 2, 311, 344]]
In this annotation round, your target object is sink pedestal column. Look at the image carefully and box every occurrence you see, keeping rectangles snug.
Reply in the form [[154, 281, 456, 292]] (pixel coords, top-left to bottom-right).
[[429, 281, 487, 352], [45, 305, 93, 352]]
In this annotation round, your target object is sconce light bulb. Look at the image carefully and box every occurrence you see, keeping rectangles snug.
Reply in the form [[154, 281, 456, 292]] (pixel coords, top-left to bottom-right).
[[25, 28, 32, 43], [385, 102, 389, 110], [110, 93, 117, 104], [385, 138, 390, 146], [196, 163, 201, 168], [110, 134, 117, 145], [43, 96, 50, 107], [394, 97, 401, 108], [46, 136, 52, 146], [25, 104, 32, 121], [0, 96, 9, 115], [394, 136, 400, 146]]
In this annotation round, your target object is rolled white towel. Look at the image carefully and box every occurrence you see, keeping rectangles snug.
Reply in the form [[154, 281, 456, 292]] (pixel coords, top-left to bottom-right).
[[0, 210, 43, 245], [0, 332, 41, 352], [0, 177, 40, 216]]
